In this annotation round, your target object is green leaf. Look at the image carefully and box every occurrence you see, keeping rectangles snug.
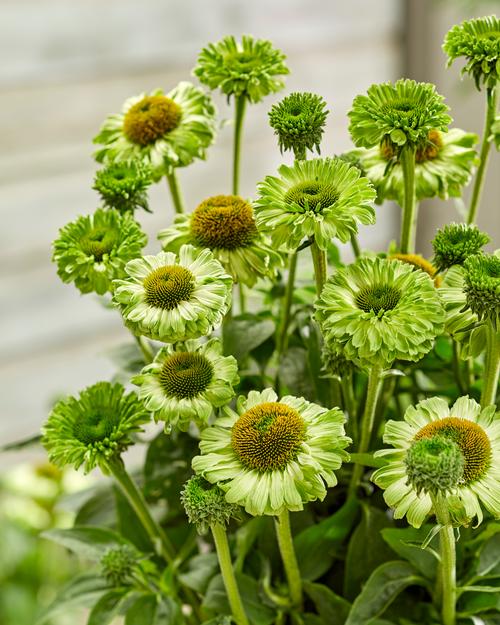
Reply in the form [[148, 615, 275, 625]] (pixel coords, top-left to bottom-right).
[[458, 588, 500, 616], [344, 505, 394, 599], [88, 589, 129, 625], [178, 553, 219, 594], [278, 346, 315, 402], [305, 323, 332, 406], [222, 314, 276, 363], [303, 581, 351, 624], [381, 526, 438, 580], [124, 594, 182, 625], [75, 485, 118, 526], [294, 497, 360, 581], [348, 453, 387, 468], [476, 532, 500, 577], [345, 561, 424, 625], [41, 526, 129, 560], [114, 484, 153, 553]]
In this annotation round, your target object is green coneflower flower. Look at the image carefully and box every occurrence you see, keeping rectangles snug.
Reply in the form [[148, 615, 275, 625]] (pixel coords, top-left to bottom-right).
[[42, 382, 150, 473], [93, 161, 153, 213], [353, 128, 478, 203], [158, 194, 282, 286], [348, 79, 451, 152], [254, 158, 376, 251], [389, 253, 441, 287], [432, 222, 490, 273], [93, 83, 217, 175], [438, 265, 479, 344], [372, 396, 500, 527], [192, 388, 350, 516], [315, 257, 445, 370], [193, 35, 289, 103], [181, 475, 241, 535], [463, 253, 500, 329], [132, 338, 239, 431], [268, 92, 329, 157], [113, 245, 232, 343], [52, 208, 147, 296], [100, 545, 139, 586], [443, 15, 500, 90], [321, 341, 354, 379]]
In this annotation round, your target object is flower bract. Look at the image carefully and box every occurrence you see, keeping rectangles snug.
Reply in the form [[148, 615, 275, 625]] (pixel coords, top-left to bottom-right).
[[463, 253, 500, 329], [432, 222, 490, 273], [181, 475, 241, 534], [93, 161, 153, 213]]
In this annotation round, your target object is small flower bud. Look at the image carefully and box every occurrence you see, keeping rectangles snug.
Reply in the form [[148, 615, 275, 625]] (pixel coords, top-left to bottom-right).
[[181, 475, 241, 534]]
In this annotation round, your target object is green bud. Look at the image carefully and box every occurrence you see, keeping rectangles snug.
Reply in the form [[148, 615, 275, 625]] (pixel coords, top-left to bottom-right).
[[432, 223, 489, 272], [463, 253, 500, 329], [181, 475, 241, 534], [100, 545, 138, 586], [93, 161, 153, 213]]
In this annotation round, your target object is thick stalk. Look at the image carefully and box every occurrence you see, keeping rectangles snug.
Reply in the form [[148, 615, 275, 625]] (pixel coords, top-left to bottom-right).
[[310, 238, 327, 296], [134, 334, 154, 364], [211, 523, 249, 625], [350, 233, 361, 259], [399, 145, 417, 254], [451, 340, 466, 395], [432, 495, 456, 625], [341, 374, 358, 441], [348, 363, 384, 496], [481, 324, 500, 408], [238, 284, 246, 314], [277, 251, 298, 355], [166, 170, 185, 214], [467, 86, 497, 225], [232, 94, 248, 196], [275, 510, 303, 609]]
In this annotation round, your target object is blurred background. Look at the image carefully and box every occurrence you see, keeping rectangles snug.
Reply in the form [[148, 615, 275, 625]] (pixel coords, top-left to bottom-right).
[[0, 0, 498, 620]]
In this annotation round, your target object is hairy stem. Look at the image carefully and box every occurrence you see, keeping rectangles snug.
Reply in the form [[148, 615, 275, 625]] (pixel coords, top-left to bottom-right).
[[232, 94, 248, 196], [277, 251, 298, 355], [310, 238, 327, 296], [481, 324, 500, 408], [275, 510, 303, 609], [134, 334, 154, 364], [432, 495, 456, 625], [399, 145, 417, 254], [166, 170, 185, 214]]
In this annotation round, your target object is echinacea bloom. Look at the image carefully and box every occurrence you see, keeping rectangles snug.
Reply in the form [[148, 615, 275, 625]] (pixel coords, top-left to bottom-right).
[[93, 83, 217, 175], [113, 246, 232, 343], [372, 396, 500, 527], [158, 194, 282, 286], [388, 253, 441, 287], [193, 35, 289, 103], [132, 338, 239, 430], [93, 161, 153, 213], [352, 128, 478, 203], [53, 208, 147, 296], [315, 257, 445, 370], [348, 79, 451, 151], [254, 158, 376, 251], [192, 389, 350, 516], [42, 382, 150, 473], [432, 222, 490, 273], [463, 253, 500, 329], [443, 15, 500, 90]]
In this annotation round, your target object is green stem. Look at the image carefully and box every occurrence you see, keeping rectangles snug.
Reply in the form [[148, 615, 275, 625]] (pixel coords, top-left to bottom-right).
[[399, 145, 417, 254], [350, 233, 361, 259], [481, 324, 500, 408], [432, 495, 456, 625], [451, 340, 466, 395], [341, 374, 358, 440], [467, 86, 497, 225], [211, 524, 249, 625], [238, 283, 246, 314], [232, 94, 248, 196], [277, 251, 298, 355], [310, 238, 327, 296], [166, 170, 185, 214], [275, 510, 303, 609], [134, 334, 154, 364], [107, 459, 175, 563], [348, 363, 384, 497]]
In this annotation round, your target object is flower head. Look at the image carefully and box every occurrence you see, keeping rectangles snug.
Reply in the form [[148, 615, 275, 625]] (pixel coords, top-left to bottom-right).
[[443, 16, 500, 90], [438, 265, 479, 343], [193, 35, 289, 103], [100, 545, 138, 586], [113, 245, 232, 343], [389, 253, 441, 287], [255, 158, 376, 251], [353, 128, 478, 203], [268, 92, 329, 156], [93, 83, 217, 175], [181, 475, 241, 534], [192, 388, 350, 516], [93, 161, 153, 213], [315, 257, 445, 370], [372, 396, 500, 527], [42, 382, 150, 473], [463, 253, 500, 329], [53, 208, 147, 295], [321, 342, 354, 379], [348, 79, 451, 152], [158, 194, 282, 286], [132, 338, 239, 431], [432, 222, 490, 273]]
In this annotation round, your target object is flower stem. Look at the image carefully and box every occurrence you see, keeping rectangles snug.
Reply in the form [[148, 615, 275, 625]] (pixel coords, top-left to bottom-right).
[[481, 324, 500, 408], [432, 494, 457, 625], [211, 523, 249, 625], [350, 233, 361, 259], [232, 94, 248, 196], [348, 363, 384, 497], [134, 334, 154, 364], [399, 145, 417, 254], [277, 251, 298, 355], [238, 283, 246, 314], [275, 510, 303, 609], [467, 86, 497, 225], [310, 238, 327, 296], [166, 170, 185, 214], [106, 459, 175, 563]]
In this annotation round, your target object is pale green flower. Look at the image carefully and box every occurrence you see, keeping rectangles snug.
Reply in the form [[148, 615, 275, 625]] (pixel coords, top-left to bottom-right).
[[132, 338, 239, 430], [158, 194, 282, 286], [254, 158, 376, 251], [113, 245, 232, 343], [192, 389, 350, 516], [373, 396, 500, 527], [315, 257, 445, 370], [93, 82, 217, 175]]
